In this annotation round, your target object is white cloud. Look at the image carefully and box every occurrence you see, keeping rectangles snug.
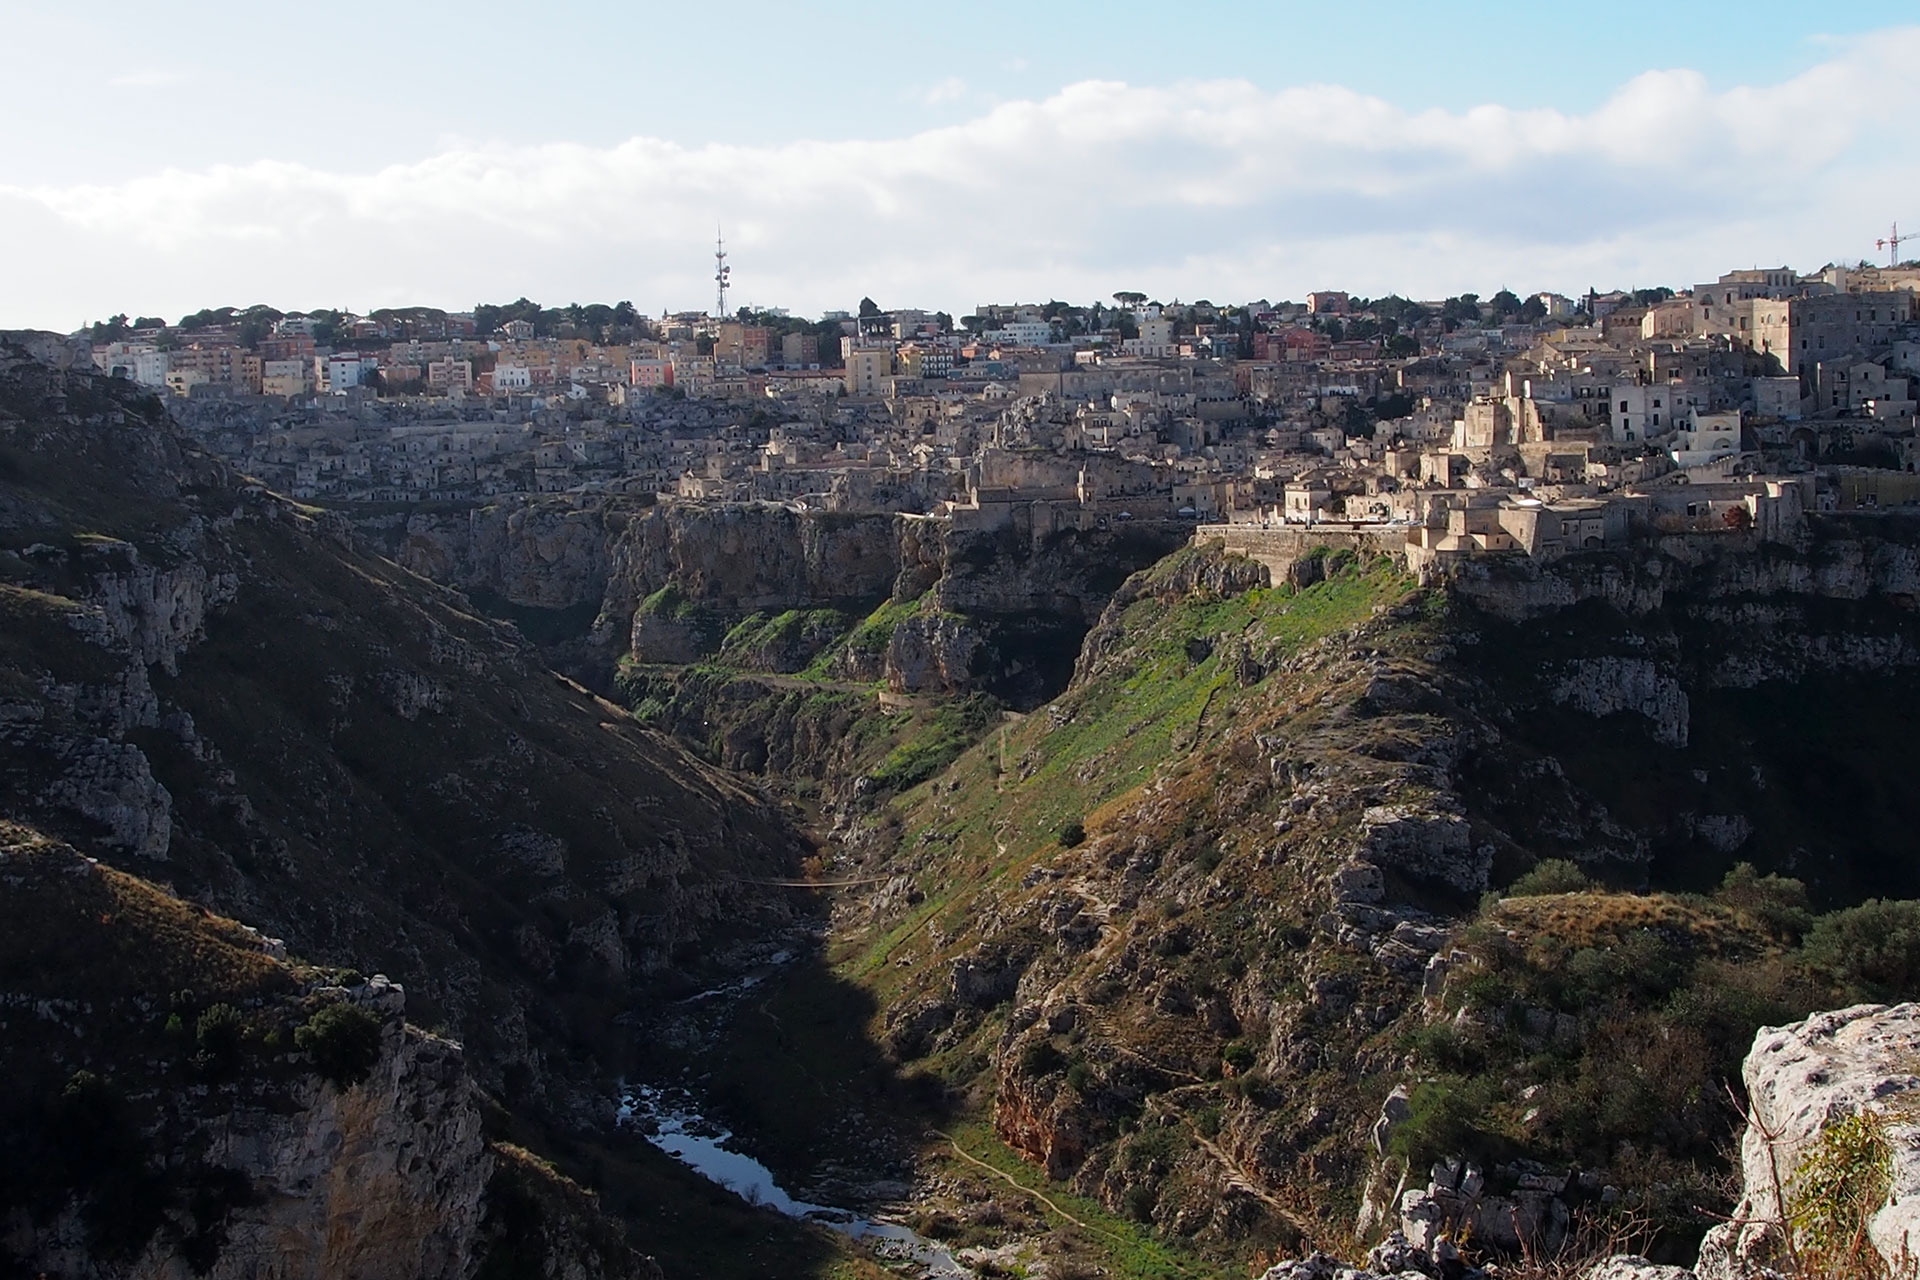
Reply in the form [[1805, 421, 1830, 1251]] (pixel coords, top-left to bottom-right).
[[8, 28, 1920, 327], [923, 76, 969, 106]]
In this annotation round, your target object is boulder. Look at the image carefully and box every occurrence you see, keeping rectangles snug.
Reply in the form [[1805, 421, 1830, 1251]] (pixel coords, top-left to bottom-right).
[[1360, 805, 1486, 894], [1582, 1259, 1696, 1280], [1697, 1003, 1920, 1280]]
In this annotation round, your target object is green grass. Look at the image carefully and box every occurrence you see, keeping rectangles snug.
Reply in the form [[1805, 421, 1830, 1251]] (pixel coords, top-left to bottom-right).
[[718, 606, 861, 670], [843, 557, 1415, 996], [940, 1121, 1231, 1280], [867, 695, 1002, 792], [636, 582, 711, 623], [804, 593, 929, 675]]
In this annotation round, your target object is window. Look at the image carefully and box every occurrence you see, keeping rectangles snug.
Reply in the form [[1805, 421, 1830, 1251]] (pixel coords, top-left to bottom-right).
[[1620, 400, 1629, 412]]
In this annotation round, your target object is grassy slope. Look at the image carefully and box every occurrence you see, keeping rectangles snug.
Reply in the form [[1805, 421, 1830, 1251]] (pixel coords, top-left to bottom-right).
[[800, 554, 1424, 1274], [809, 544, 1920, 1272], [843, 554, 1420, 1006]]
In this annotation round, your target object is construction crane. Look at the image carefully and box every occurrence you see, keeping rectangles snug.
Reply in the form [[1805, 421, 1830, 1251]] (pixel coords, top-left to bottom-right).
[[1876, 222, 1913, 266]]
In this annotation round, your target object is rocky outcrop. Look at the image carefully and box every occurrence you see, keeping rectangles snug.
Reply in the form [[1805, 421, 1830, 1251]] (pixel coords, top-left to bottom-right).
[[1689, 1003, 1920, 1280], [886, 611, 984, 695], [150, 988, 490, 1280], [1548, 657, 1690, 748], [45, 736, 172, 859], [398, 499, 619, 614], [383, 485, 1189, 710], [1359, 805, 1485, 895], [1449, 527, 1920, 623], [0, 829, 495, 1280]]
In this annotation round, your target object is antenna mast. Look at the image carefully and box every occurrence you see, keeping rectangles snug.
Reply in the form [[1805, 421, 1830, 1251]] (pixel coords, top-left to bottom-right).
[[714, 229, 731, 318]]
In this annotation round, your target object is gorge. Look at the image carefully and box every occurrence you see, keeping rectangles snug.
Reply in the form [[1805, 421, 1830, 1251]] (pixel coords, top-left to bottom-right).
[[6, 334, 1920, 1280]]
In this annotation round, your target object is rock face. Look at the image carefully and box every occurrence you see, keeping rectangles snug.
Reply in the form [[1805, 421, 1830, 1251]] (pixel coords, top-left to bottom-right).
[[138, 997, 489, 1280], [1549, 656, 1691, 749], [0, 829, 498, 1280], [398, 498, 619, 613], [382, 491, 1186, 706]]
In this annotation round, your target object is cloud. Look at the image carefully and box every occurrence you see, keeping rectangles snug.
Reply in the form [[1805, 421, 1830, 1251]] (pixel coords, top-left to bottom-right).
[[8, 28, 1920, 327], [923, 76, 968, 105]]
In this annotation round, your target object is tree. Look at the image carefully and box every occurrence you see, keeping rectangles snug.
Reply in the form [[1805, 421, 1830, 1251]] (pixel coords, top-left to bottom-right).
[[1115, 312, 1139, 341], [88, 314, 132, 343], [1520, 296, 1548, 323], [237, 313, 274, 350], [1802, 900, 1920, 998], [179, 306, 239, 332], [1490, 289, 1523, 316], [295, 1003, 384, 1088], [933, 311, 953, 333], [1386, 333, 1420, 357], [1112, 290, 1146, 307], [1370, 295, 1428, 328], [960, 314, 985, 336]]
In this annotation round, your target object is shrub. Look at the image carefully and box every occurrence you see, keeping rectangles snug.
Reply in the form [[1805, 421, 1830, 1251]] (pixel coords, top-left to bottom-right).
[[294, 1002, 384, 1088], [1801, 899, 1920, 999], [1507, 859, 1592, 896], [1221, 1039, 1256, 1074], [1389, 1075, 1502, 1169], [1019, 1038, 1067, 1077], [193, 1002, 246, 1073], [1405, 1022, 1485, 1074], [1058, 819, 1086, 849], [1716, 863, 1812, 938], [1789, 1111, 1894, 1277]]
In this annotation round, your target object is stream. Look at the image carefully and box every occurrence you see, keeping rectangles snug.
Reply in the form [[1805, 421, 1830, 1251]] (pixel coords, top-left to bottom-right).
[[619, 1084, 970, 1278]]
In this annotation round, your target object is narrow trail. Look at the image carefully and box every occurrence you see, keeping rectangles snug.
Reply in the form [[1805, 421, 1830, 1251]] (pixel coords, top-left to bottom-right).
[[1188, 1132, 1311, 1237], [732, 874, 898, 887], [928, 1129, 1202, 1276]]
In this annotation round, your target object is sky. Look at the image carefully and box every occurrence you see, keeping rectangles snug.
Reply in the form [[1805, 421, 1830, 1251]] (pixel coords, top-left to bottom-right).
[[3, 1, 1919, 329]]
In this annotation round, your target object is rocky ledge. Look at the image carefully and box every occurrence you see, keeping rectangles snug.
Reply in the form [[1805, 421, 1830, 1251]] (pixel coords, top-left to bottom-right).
[[1261, 1003, 1920, 1280]]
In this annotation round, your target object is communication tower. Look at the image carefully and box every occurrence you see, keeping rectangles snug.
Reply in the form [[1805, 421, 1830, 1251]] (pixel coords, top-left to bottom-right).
[[714, 230, 731, 318]]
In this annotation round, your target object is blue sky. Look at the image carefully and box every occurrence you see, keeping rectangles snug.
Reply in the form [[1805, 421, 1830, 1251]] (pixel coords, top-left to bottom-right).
[[3, 2, 1918, 326]]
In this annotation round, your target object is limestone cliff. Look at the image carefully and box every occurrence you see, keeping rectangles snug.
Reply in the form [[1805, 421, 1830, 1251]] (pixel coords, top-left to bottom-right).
[[0, 824, 490, 1279], [384, 493, 1185, 707]]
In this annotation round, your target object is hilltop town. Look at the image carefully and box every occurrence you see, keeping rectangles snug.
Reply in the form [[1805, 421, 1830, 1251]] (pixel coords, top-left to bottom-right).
[[79, 259, 1920, 579]]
